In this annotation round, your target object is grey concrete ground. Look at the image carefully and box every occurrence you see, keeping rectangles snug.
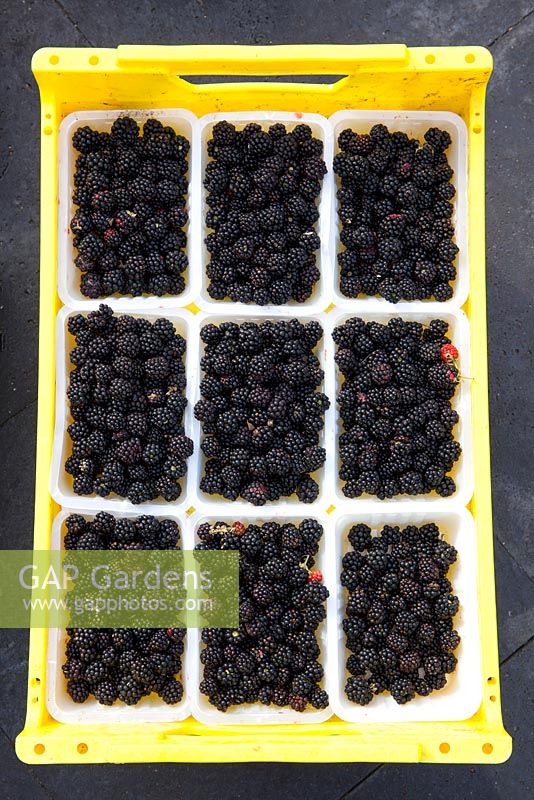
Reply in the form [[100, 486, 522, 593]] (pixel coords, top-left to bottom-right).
[[0, 1, 532, 797]]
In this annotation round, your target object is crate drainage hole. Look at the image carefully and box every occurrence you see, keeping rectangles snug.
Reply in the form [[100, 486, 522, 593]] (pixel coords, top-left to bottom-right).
[[465, 53, 475, 63], [473, 125, 482, 134], [490, 695, 496, 702], [44, 126, 53, 136], [31, 678, 41, 687], [425, 54, 435, 64], [77, 743, 88, 754], [34, 744, 45, 755], [49, 55, 59, 65], [483, 743, 493, 755], [487, 676, 496, 685], [89, 55, 99, 66], [439, 743, 450, 754]]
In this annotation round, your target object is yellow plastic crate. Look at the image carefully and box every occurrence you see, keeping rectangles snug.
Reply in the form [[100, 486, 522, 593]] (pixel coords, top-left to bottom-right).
[[17, 43, 512, 765]]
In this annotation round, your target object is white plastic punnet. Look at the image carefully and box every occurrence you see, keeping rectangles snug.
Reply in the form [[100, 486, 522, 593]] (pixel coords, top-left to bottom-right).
[[196, 111, 334, 316], [186, 511, 332, 725], [325, 507, 481, 723], [46, 508, 190, 724], [57, 108, 201, 310], [50, 305, 197, 513], [329, 110, 468, 310]]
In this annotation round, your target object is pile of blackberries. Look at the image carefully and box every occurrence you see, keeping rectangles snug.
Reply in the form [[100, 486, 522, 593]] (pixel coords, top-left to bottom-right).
[[342, 523, 460, 705], [204, 121, 326, 304], [196, 519, 329, 712], [194, 319, 329, 504], [334, 317, 461, 499], [63, 512, 185, 706], [71, 116, 189, 298], [66, 304, 194, 504], [334, 124, 458, 302]]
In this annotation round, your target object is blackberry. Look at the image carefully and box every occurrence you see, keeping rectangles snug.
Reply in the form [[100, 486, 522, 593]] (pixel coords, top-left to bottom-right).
[[427, 671, 446, 690], [158, 678, 184, 705], [348, 524, 372, 552], [287, 693, 306, 712], [93, 680, 118, 706], [390, 677, 416, 705], [84, 660, 109, 684], [117, 677, 144, 705], [423, 654, 443, 675], [434, 594, 460, 618], [272, 688, 289, 707], [296, 476, 320, 503], [440, 652, 457, 674], [440, 630, 461, 652], [398, 651, 421, 673], [62, 659, 84, 679], [72, 126, 101, 154], [72, 475, 94, 495], [345, 677, 373, 705], [370, 361, 393, 385], [386, 630, 409, 654], [436, 475, 456, 497], [310, 687, 329, 709], [67, 679, 90, 703]]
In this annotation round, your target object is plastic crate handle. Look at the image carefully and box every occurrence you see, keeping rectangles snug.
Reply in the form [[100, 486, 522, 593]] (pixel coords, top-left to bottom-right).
[[116, 44, 408, 76]]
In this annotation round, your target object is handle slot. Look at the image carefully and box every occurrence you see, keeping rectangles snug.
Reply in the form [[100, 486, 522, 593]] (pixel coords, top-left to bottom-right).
[[179, 74, 347, 86]]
